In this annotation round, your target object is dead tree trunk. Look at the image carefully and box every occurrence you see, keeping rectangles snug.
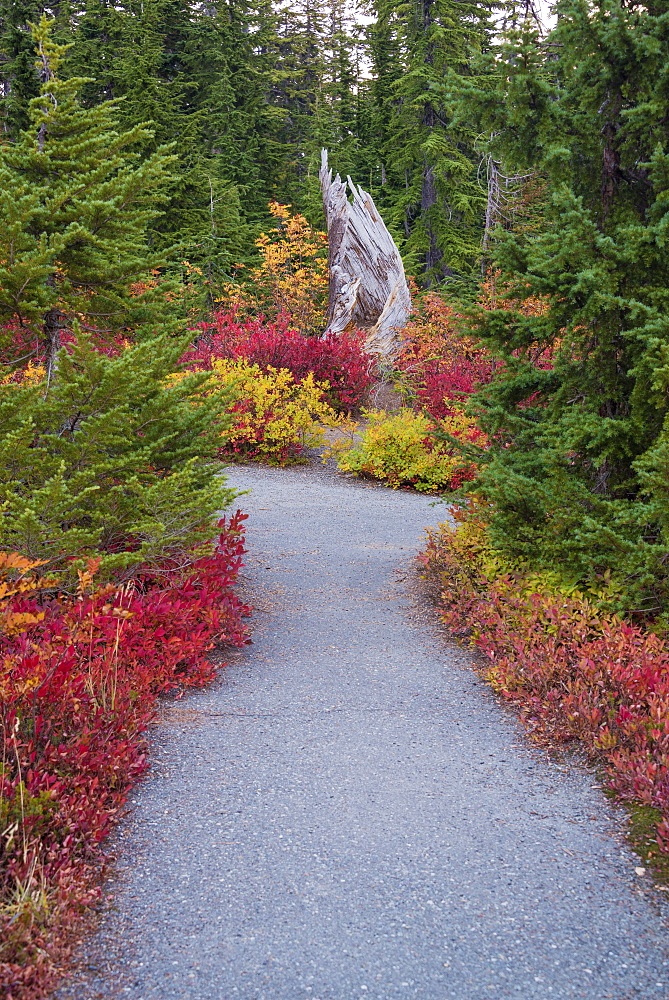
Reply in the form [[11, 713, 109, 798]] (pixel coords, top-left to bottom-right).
[[319, 149, 411, 360]]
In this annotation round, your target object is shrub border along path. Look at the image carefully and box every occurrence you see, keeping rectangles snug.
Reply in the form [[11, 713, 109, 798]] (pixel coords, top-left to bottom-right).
[[422, 515, 669, 880], [0, 515, 250, 1000]]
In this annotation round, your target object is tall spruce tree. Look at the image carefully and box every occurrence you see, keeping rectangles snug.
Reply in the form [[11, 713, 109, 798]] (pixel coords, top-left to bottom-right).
[[0, 18, 234, 581], [462, 0, 669, 614]]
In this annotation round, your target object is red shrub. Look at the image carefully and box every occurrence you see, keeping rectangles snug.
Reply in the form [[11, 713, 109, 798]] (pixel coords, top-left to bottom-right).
[[422, 521, 669, 857], [413, 356, 494, 418], [185, 309, 373, 413], [0, 513, 249, 999], [392, 294, 494, 419]]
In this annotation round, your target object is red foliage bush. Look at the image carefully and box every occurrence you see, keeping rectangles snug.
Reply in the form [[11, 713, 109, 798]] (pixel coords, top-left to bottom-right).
[[185, 309, 373, 413], [393, 294, 494, 419], [0, 513, 249, 999], [413, 356, 494, 418], [422, 518, 669, 857]]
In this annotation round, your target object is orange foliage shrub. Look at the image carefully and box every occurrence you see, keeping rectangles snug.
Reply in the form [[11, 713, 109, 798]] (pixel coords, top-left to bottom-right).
[[219, 203, 328, 335]]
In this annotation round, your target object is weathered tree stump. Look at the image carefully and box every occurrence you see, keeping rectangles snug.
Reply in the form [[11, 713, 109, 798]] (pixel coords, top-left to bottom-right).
[[319, 149, 411, 360]]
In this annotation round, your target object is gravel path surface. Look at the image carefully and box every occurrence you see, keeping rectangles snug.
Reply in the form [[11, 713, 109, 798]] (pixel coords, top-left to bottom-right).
[[56, 463, 669, 1000]]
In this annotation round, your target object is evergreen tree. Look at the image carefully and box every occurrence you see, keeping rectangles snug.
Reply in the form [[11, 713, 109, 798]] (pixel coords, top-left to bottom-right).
[[0, 18, 234, 581], [252, 0, 327, 208], [1, 1, 497, 287], [0, 0, 51, 136], [1, 14, 180, 365], [300, 0, 371, 223], [463, 0, 669, 614], [61, 0, 253, 278], [369, 0, 494, 285], [311, 1, 359, 166], [180, 1, 274, 221]]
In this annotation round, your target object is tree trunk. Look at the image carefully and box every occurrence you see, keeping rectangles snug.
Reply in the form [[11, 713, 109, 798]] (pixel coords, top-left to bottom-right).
[[43, 307, 67, 388], [319, 149, 411, 360], [421, 154, 443, 281]]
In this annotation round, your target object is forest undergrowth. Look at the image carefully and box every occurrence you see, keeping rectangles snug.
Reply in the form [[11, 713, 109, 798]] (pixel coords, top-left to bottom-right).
[[0, 28, 254, 997]]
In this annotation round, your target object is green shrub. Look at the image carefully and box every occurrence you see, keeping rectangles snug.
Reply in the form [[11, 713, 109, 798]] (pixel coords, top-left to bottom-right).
[[0, 335, 235, 583]]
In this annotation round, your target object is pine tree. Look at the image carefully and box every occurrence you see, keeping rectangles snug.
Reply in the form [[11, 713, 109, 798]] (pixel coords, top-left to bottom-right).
[[463, 0, 669, 614], [0, 18, 234, 582]]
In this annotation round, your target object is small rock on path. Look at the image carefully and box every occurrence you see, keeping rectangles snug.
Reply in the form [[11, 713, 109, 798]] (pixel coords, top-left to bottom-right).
[[55, 463, 669, 1000]]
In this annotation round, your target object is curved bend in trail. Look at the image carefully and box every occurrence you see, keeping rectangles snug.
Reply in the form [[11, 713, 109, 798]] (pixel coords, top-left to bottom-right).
[[57, 465, 668, 1000]]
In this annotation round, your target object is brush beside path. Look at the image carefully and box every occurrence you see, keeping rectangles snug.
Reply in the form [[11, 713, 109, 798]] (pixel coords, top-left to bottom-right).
[[55, 462, 669, 1000]]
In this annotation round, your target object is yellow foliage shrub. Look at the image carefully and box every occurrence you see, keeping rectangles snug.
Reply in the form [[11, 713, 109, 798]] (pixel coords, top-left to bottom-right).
[[337, 408, 479, 492], [207, 358, 336, 465], [425, 494, 625, 611], [0, 362, 46, 388]]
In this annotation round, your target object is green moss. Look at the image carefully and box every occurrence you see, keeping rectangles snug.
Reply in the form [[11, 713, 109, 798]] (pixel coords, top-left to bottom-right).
[[624, 803, 669, 885]]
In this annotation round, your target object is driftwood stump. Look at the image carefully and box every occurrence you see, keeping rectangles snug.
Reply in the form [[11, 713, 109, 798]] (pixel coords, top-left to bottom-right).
[[319, 149, 411, 360]]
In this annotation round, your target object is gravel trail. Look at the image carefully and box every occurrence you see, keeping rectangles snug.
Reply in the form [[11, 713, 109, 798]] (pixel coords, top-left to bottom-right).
[[56, 463, 669, 1000]]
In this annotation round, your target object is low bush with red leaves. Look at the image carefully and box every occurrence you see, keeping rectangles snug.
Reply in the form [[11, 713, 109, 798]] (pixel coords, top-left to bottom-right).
[[412, 355, 494, 419], [0, 514, 249, 999], [186, 310, 373, 414], [422, 509, 669, 860], [393, 293, 494, 420]]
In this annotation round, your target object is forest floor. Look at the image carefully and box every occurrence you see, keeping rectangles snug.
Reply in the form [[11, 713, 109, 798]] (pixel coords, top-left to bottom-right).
[[53, 458, 669, 1000]]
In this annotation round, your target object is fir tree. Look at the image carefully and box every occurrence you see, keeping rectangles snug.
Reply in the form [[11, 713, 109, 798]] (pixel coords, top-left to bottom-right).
[[0, 0, 47, 135], [369, 0, 494, 285], [1, 15, 180, 366], [311, 1, 359, 166], [56, 0, 253, 279], [252, 0, 326, 208], [463, 0, 669, 614], [0, 18, 234, 581]]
